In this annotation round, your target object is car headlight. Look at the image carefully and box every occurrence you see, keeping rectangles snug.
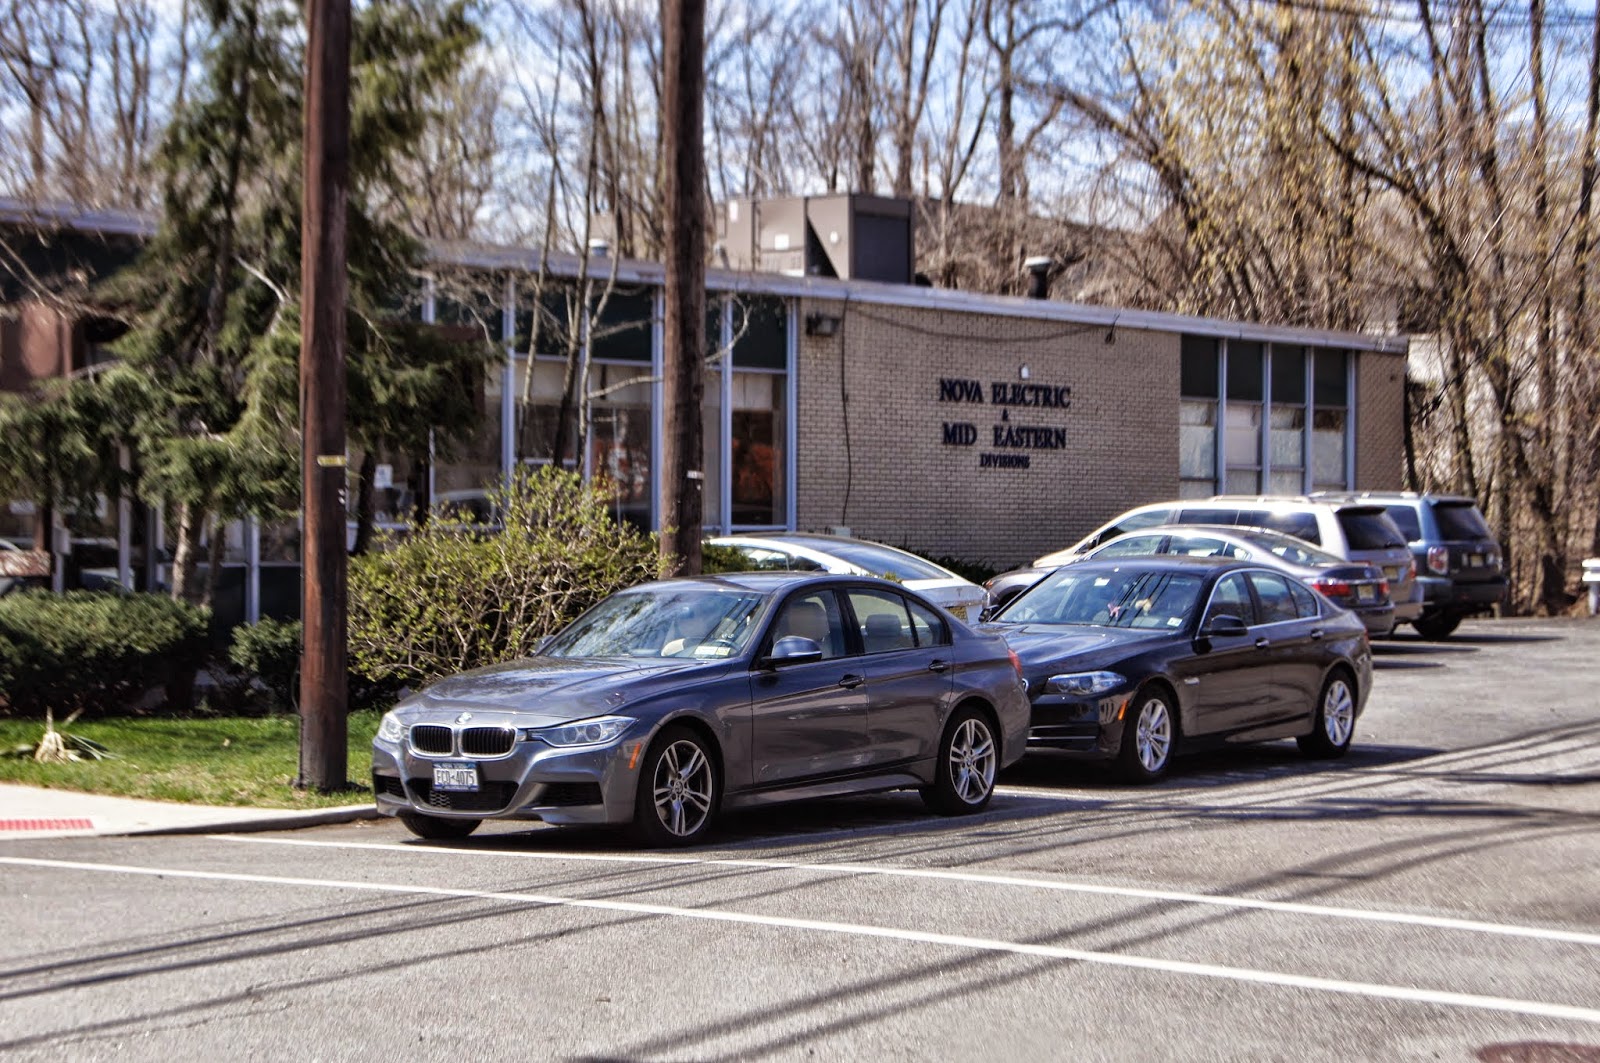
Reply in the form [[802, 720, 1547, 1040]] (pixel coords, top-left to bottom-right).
[[377, 711, 404, 743], [524, 715, 633, 747], [1046, 671, 1126, 696]]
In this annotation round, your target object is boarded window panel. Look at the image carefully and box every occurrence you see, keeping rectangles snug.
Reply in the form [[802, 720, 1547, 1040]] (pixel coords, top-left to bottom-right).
[[1179, 400, 1217, 481]]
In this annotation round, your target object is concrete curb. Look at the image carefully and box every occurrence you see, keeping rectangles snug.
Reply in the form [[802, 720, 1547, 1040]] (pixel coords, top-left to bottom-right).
[[117, 804, 384, 837]]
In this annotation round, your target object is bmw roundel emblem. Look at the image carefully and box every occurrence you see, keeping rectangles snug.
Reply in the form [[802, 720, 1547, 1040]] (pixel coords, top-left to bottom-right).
[[455, 712, 473, 724]]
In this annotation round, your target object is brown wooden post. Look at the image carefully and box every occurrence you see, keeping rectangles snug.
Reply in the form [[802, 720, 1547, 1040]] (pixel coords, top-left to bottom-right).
[[298, 0, 351, 791], [659, 0, 707, 575]]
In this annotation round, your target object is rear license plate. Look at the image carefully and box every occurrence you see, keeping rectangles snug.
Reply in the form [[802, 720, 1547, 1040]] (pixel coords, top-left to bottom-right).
[[1469, 553, 1484, 567], [1384, 567, 1400, 581], [432, 761, 480, 792], [1357, 585, 1376, 602]]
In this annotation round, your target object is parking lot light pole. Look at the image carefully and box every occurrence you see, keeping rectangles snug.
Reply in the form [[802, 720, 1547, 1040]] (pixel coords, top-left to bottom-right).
[[298, 0, 351, 792]]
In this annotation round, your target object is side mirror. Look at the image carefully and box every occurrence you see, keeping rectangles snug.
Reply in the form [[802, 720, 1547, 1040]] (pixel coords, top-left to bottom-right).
[[760, 635, 824, 669], [1201, 614, 1249, 638]]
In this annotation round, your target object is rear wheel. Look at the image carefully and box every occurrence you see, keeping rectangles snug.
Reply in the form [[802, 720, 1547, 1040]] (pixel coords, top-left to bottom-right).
[[1116, 687, 1176, 783], [1298, 670, 1356, 758], [631, 725, 720, 846], [921, 707, 999, 815], [398, 811, 481, 840], [1412, 612, 1463, 640]]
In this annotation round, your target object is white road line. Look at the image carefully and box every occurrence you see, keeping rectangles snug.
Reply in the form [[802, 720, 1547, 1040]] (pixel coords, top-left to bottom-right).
[[4, 854, 1598, 1028], [214, 835, 1600, 948]]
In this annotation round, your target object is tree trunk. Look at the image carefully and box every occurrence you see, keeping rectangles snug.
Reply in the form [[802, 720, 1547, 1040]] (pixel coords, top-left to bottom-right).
[[351, 449, 376, 555], [202, 512, 226, 610], [169, 500, 205, 604]]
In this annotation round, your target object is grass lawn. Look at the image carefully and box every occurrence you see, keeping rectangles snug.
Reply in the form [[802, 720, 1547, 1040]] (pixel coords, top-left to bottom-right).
[[0, 713, 382, 808]]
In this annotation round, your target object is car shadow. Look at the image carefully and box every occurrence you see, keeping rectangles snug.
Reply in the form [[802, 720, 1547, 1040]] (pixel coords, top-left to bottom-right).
[[999, 740, 1442, 793]]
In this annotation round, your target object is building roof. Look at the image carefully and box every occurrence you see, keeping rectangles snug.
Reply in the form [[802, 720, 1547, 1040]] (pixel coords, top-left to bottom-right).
[[1, 196, 1408, 355]]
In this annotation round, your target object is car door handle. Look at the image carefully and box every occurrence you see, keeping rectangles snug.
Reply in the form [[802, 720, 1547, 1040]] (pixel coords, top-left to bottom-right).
[[1254, 637, 1271, 649], [1309, 628, 1324, 641], [928, 659, 949, 673], [838, 674, 865, 689]]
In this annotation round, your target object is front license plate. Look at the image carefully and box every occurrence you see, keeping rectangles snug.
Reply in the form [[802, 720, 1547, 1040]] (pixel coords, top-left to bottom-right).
[[432, 761, 480, 792]]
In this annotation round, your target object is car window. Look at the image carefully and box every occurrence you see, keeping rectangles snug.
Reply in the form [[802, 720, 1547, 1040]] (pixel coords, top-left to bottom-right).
[[997, 569, 1203, 630], [1202, 572, 1257, 627], [1287, 579, 1320, 618], [727, 545, 796, 571], [1338, 510, 1406, 549], [1095, 533, 1167, 558], [1253, 510, 1321, 544], [847, 589, 915, 654], [544, 587, 767, 659], [1382, 505, 1423, 541], [1432, 501, 1492, 540], [771, 591, 850, 660], [1233, 529, 1342, 566], [1178, 507, 1237, 525], [1248, 572, 1300, 624], [1166, 535, 1243, 559], [906, 597, 952, 647]]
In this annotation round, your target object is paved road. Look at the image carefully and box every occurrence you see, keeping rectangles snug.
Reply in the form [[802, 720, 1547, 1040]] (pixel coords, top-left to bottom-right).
[[2, 618, 1597, 1061]]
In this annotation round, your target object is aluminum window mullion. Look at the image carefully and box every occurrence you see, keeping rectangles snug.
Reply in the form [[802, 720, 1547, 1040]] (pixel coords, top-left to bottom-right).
[[501, 274, 515, 489], [1302, 347, 1314, 494], [1261, 346, 1273, 491], [1345, 351, 1357, 489], [785, 298, 798, 531], [719, 300, 733, 537], [1215, 340, 1228, 496], [650, 288, 664, 532]]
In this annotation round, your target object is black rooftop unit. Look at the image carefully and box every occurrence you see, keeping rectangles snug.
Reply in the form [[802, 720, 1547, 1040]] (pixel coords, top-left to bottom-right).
[[717, 194, 914, 285]]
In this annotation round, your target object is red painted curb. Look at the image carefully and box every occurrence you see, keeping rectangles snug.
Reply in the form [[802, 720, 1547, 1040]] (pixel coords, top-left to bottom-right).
[[0, 818, 96, 831]]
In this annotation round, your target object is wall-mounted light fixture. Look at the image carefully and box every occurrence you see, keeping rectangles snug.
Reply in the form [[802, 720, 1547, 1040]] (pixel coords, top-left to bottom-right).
[[805, 312, 841, 337]]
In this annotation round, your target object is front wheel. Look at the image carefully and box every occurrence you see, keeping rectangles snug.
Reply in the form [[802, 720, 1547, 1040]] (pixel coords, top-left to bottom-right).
[[1298, 671, 1356, 758], [921, 707, 999, 815], [398, 811, 481, 840], [1412, 612, 1463, 640], [1116, 687, 1176, 783], [631, 725, 720, 846]]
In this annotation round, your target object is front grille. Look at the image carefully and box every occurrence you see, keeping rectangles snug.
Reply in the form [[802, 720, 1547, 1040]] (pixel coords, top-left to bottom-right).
[[410, 725, 454, 755], [461, 726, 515, 757], [372, 774, 406, 799], [410, 779, 518, 813], [536, 782, 604, 807]]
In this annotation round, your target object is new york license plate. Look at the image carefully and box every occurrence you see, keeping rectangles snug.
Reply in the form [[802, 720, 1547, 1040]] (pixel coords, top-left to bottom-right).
[[432, 761, 480, 792]]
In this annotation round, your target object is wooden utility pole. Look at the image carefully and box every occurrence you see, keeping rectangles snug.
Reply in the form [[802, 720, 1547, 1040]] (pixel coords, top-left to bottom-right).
[[659, 0, 708, 576], [298, 0, 351, 791]]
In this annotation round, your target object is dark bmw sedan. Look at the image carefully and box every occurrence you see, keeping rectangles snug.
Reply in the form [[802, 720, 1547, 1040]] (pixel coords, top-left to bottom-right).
[[372, 572, 1030, 845], [986, 558, 1372, 782]]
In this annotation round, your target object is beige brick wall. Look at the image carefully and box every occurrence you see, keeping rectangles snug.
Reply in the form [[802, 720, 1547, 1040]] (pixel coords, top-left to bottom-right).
[[795, 298, 1180, 568], [1354, 348, 1407, 491]]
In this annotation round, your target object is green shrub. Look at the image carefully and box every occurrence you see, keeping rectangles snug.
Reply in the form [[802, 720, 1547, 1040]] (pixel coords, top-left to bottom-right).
[[349, 467, 668, 687], [228, 618, 302, 712], [0, 591, 211, 716]]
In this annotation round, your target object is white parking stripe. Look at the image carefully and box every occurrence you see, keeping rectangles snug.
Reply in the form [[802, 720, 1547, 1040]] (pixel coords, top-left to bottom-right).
[[4, 854, 1598, 1027], [215, 835, 1600, 948]]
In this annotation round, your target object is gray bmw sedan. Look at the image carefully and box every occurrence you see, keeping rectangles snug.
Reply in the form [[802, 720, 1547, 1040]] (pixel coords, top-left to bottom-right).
[[372, 572, 1030, 846]]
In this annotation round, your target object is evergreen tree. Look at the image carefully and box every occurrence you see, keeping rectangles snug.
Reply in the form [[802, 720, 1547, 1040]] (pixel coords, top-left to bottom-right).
[[98, 0, 492, 605]]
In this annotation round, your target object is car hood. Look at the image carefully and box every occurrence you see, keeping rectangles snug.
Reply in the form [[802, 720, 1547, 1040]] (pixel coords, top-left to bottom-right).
[[401, 655, 729, 724], [982, 623, 1177, 673]]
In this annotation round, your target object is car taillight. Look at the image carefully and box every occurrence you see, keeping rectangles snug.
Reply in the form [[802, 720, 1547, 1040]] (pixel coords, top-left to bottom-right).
[[1313, 578, 1352, 599], [1008, 649, 1023, 678], [1427, 546, 1449, 575], [1406, 557, 1417, 580], [1378, 579, 1390, 596]]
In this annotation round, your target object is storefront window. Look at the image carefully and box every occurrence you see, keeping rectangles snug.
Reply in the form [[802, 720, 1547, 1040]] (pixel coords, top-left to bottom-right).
[[1179, 336, 1219, 497], [731, 372, 786, 526]]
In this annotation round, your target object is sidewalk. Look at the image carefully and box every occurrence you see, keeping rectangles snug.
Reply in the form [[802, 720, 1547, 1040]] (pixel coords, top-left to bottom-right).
[[0, 783, 379, 840]]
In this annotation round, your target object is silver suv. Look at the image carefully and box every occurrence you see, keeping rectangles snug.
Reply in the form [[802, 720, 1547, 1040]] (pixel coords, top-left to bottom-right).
[[1313, 492, 1505, 639], [1037, 496, 1422, 629]]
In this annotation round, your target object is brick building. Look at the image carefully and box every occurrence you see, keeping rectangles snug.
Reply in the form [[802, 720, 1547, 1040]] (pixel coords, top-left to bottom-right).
[[0, 196, 1408, 622]]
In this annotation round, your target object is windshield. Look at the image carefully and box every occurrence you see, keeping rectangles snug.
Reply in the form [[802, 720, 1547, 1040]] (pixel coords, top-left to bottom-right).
[[1433, 501, 1492, 540], [542, 586, 768, 660], [1231, 528, 1344, 567], [777, 537, 954, 581], [996, 568, 1206, 631]]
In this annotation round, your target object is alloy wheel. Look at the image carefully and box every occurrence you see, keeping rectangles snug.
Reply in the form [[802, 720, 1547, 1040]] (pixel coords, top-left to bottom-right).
[[1322, 679, 1355, 747], [1135, 697, 1172, 773], [652, 739, 715, 838], [946, 717, 997, 804]]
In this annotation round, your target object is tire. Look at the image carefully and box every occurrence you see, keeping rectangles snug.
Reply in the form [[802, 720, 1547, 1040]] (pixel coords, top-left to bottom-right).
[[1412, 611, 1463, 640], [399, 811, 481, 840], [1116, 686, 1177, 783], [921, 706, 1000, 815], [631, 725, 720, 847], [1298, 670, 1357, 758]]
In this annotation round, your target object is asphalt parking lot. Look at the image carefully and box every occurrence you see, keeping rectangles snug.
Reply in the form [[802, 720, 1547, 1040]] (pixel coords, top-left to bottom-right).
[[2, 618, 1597, 1061]]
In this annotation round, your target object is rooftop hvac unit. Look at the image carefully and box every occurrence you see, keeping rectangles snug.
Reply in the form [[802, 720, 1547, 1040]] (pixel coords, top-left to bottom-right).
[[717, 194, 914, 285]]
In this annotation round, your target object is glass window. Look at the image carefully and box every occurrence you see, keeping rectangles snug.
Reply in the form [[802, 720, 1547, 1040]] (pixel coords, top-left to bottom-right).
[[1337, 510, 1406, 549], [778, 536, 953, 581], [1102, 508, 1175, 542], [1287, 579, 1320, 618], [1181, 336, 1219, 398], [1432, 501, 1492, 539], [1248, 572, 1300, 624], [997, 568, 1203, 630], [1179, 400, 1216, 483], [732, 297, 787, 369], [1314, 349, 1349, 407], [907, 597, 951, 647], [1312, 408, 1348, 489], [1227, 341, 1264, 401], [1383, 505, 1423, 541], [731, 372, 786, 525], [1271, 346, 1307, 404], [589, 288, 654, 363], [1166, 535, 1242, 559], [1270, 405, 1305, 469], [1225, 403, 1261, 467], [1177, 506, 1238, 524], [770, 590, 848, 659], [1253, 509, 1321, 544], [1203, 572, 1257, 627], [543, 586, 766, 659], [704, 302, 726, 530], [848, 589, 915, 654]]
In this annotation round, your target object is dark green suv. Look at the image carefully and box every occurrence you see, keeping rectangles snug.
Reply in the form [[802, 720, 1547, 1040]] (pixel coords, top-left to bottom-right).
[[1313, 492, 1505, 639]]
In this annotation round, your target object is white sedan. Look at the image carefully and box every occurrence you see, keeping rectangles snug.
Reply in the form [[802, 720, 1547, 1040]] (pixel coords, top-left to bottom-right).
[[705, 533, 990, 624]]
